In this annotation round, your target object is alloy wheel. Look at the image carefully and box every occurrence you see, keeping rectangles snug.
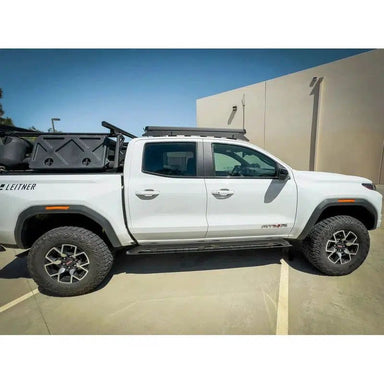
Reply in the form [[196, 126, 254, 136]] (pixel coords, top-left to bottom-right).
[[325, 230, 359, 265], [44, 244, 90, 284]]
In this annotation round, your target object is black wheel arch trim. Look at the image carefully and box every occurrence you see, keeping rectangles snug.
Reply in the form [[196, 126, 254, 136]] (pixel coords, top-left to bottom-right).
[[297, 198, 378, 240], [15, 205, 122, 249]]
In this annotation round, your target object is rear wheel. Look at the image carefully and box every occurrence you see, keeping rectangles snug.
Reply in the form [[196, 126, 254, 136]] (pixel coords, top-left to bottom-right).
[[28, 226, 114, 296], [302, 215, 370, 275]]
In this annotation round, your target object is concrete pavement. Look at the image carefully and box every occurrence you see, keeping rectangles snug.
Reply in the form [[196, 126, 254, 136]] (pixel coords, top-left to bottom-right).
[[0, 249, 282, 334]]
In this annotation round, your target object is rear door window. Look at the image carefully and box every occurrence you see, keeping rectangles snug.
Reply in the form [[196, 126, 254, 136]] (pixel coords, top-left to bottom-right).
[[142, 142, 197, 177]]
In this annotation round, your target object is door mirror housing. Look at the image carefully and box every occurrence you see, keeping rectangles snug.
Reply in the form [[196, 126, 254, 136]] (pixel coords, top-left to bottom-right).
[[277, 166, 289, 181]]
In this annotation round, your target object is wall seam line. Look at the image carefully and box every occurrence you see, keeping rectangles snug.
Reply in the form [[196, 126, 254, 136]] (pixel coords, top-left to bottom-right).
[[263, 81, 267, 149]]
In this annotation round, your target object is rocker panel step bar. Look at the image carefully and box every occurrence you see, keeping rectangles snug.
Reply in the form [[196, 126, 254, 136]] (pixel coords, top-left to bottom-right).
[[126, 239, 291, 255]]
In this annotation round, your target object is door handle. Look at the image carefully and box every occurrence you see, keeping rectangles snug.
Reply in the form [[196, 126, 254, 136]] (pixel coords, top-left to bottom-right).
[[212, 189, 234, 198], [135, 189, 160, 198]]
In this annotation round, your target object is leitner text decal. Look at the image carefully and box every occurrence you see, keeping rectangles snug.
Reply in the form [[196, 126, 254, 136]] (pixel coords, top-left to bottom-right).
[[0, 183, 37, 191]]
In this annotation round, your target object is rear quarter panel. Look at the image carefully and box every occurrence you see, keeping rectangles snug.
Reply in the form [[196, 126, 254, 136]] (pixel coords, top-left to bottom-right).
[[0, 174, 134, 247]]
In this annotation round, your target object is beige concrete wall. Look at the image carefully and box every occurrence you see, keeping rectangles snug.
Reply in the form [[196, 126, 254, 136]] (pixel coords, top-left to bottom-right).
[[196, 50, 384, 183], [315, 50, 384, 182], [196, 83, 266, 148], [263, 71, 315, 170]]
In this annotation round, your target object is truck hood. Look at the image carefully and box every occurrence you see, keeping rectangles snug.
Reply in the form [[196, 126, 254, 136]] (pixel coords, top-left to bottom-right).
[[292, 170, 372, 184]]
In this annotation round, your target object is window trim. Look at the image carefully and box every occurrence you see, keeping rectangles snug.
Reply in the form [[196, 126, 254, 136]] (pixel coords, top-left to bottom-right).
[[205, 142, 279, 179], [141, 141, 204, 178]]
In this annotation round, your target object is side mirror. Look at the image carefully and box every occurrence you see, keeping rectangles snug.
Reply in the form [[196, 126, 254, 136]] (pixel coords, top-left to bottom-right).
[[277, 166, 289, 181]]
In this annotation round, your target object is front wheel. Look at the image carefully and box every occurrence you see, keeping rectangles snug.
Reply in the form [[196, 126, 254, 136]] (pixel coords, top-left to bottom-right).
[[302, 215, 370, 276], [28, 226, 114, 296]]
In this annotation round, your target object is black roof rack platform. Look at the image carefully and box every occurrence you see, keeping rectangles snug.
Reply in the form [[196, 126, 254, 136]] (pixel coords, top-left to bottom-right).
[[143, 126, 249, 141]]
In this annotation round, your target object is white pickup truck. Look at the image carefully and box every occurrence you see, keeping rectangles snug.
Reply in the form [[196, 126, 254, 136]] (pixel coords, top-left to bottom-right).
[[0, 122, 382, 296]]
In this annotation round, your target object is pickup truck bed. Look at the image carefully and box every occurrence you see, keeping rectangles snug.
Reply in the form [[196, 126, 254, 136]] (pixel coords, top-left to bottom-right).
[[0, 173, 133, 248]]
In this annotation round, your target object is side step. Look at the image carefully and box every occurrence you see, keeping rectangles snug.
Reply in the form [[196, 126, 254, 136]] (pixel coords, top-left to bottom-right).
[[126, 239, 291, 255]]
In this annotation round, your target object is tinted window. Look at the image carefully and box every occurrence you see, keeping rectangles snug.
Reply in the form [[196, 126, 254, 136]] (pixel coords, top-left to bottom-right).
[[212, 143, 276, 177], [143, 142, 197, 176]]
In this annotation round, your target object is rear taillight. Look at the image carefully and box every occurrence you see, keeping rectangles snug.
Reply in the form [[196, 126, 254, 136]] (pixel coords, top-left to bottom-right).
[[362, 183, 376, 190]]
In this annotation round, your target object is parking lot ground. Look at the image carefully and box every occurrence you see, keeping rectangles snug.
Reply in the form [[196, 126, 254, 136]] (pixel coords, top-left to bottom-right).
[[0, 248, 37, 307], [0, 249, 283, 334], [288, 224, 384, 334], [285, 186, 384, 334], [1, 187, 383, 335]]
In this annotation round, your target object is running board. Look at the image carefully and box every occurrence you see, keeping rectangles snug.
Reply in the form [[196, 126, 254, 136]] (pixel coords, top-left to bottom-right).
[[126, 239, 291, 255]]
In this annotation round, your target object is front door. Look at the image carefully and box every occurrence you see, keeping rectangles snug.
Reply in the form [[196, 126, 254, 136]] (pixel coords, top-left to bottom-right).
[[204, 141, 297, 239], [126, 139, 208, 243]]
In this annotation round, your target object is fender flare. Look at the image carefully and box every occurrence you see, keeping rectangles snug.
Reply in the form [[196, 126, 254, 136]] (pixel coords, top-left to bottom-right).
[[15, 205, 122, 248], [296, 198, 378, 240]]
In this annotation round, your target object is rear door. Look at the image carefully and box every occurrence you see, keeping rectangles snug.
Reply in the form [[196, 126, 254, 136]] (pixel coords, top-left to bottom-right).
[[126, 138, 208, 243], [204, 141, 297, 239]]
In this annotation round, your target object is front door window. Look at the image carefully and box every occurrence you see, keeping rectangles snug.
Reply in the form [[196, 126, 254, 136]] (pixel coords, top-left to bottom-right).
[[212, 143, 277, 178]]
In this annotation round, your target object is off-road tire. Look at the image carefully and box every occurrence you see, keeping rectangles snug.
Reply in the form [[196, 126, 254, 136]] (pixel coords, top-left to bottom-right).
[[302, 215, 370, 276], [28, 226, 114, 296]]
